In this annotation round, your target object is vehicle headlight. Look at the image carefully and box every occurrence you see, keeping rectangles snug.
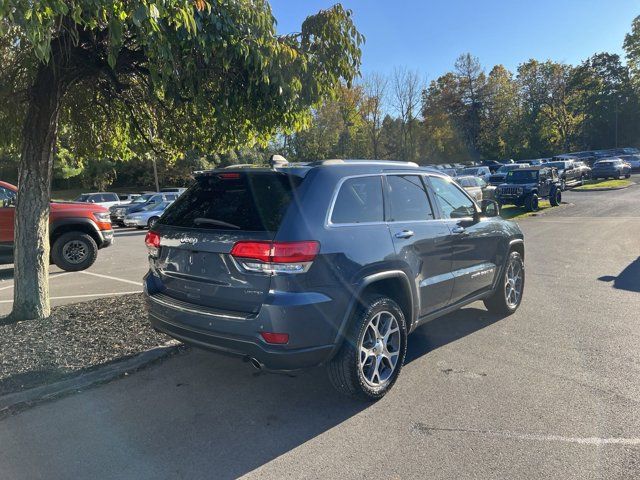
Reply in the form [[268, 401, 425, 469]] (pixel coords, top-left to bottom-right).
[[93, 212, 110, 223]]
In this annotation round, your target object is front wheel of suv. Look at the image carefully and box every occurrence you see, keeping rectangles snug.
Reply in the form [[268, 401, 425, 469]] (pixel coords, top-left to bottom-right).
[[328, 295, 408, 401], [549, 188, 561, 206], [484, 251, 525, 315]]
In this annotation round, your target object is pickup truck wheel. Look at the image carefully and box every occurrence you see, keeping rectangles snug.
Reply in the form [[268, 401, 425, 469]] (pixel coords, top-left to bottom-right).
[[549, 188, 561, 206], [524, 193, 539, 212], [484, 251, 524, 315], [51, 232, 98, 272], [327, 295, 407, 401]]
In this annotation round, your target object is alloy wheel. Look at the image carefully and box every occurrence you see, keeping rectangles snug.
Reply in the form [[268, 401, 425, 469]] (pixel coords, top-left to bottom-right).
[[62, 240, 89, 264], [505, 257, 524, 308], [359, 311, 401, 387]]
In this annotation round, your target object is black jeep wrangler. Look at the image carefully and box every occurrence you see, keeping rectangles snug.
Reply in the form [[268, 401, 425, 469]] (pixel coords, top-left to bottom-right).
[[495, 166, 562, 212]]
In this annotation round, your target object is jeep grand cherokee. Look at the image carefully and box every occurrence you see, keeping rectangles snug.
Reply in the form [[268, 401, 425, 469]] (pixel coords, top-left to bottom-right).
[[144, 160, 525, 400]]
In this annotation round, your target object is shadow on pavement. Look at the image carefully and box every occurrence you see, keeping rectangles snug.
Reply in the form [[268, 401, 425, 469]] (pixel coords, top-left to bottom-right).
[[0, 306, 507, 479], [0, 267, 14, 282], [598, 257, 640, 293], [406, 307, 503, 364]]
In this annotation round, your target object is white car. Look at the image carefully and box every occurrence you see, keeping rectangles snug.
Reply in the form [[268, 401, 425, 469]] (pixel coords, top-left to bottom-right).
[[74, 192, 123, 208], [458, 166, 491, 182]]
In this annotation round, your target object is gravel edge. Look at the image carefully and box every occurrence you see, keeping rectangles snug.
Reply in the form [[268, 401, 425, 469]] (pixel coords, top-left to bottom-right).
[[0, 341, 184, 419]]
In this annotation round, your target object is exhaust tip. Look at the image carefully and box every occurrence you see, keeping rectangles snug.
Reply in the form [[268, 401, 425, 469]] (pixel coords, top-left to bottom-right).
[[250, 358, 263, 370], [244, 356, 263, 370]]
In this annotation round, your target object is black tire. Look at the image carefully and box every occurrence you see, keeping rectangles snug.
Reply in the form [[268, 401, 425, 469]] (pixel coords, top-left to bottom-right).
[[147, 216, 160, 229], [549, 187, 561, 206], [625, 173, 631, 179], [483, 251, 525, 315], [327, 295, 408, 401], [51, 232, 98, 272], [524, 193, 539, 212]]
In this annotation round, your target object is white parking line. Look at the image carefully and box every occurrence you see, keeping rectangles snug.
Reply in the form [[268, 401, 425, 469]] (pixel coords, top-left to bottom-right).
[[0, 291, 143, 304], [79, 271, 142, 286], [0, 272, 72, 292], [412, 424, 640, 446]]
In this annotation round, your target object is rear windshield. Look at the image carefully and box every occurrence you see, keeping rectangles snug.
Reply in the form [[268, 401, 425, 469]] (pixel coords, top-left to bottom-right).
[[159, 173, 302, 231]]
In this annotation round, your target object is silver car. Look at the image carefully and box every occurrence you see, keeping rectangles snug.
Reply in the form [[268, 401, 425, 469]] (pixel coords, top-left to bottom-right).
[[124, 201, 173, 229]]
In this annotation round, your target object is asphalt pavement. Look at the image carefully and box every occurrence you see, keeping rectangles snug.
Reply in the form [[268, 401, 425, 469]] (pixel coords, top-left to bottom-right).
[[0, 228, 149, 315], [0, 182, 639, 479]]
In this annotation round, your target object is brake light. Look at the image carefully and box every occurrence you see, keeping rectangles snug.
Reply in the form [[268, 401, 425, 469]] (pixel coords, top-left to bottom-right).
[[145, 231, 161, 256], [260, 332, 290, 344], [230, 241, 319, 274], [218, 173, 241, 180]]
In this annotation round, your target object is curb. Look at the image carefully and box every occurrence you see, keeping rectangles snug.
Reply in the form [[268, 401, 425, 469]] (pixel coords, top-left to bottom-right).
[[0, 340, 182, 416]]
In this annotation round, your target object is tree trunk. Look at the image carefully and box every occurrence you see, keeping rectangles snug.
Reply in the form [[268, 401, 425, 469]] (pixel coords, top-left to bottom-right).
[[11, 61, 66, 321]]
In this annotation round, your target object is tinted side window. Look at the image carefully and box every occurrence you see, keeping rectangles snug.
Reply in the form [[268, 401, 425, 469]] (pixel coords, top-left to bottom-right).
[[105, 193, 119, 202], [428, 176, 476, 219], [331, 176, 383, 224], [387, 175, 434, 222]]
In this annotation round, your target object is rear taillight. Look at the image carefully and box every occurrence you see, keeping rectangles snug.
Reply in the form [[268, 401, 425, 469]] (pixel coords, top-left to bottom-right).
[[145, 230, 160, 256], [260, 332, 290, 344], [230, 241, 319, 274]]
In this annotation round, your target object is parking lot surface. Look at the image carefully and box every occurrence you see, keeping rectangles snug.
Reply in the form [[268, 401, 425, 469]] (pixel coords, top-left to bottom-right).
[[0, 183, 639, 479], [0, 228, 148, 315]]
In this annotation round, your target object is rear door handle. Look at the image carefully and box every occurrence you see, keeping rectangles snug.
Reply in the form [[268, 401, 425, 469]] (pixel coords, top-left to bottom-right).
[[451, 226, 466, 234], [394, 230, 414, 239]]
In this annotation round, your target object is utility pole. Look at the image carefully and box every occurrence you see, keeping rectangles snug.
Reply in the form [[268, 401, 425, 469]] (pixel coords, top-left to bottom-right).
[[148, 120, 160, 192], [152, 158, 160, 192]]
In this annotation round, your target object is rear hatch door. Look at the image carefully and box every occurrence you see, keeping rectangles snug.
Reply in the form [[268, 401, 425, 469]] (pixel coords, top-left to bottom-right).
[[152, 171, 302, 314]]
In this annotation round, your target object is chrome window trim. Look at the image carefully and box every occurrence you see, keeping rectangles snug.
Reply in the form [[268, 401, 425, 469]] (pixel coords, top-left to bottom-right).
[[326, 172, 447, 228]]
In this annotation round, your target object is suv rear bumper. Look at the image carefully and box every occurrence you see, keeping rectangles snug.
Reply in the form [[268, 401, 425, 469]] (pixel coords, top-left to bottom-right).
[[144, 273, 342, 371]]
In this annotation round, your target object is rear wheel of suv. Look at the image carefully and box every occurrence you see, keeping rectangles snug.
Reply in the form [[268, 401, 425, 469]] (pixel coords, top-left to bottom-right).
[[51, 232, 98, 272], [328, 295, 408, 400], [625, 173, 631, 179], [524, 193, 539, 212], [549, 187, 561, 206], [484, 251, 524, 315]]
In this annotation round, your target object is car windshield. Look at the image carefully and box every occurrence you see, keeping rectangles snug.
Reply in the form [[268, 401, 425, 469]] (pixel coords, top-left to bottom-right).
[[74, 194, 92, 202], [142, 201, 170, 211], [133, 194, 153, 203], [505, 170, 538, 183], [497, 165, 522, 173], [546, 162, 567, 169]]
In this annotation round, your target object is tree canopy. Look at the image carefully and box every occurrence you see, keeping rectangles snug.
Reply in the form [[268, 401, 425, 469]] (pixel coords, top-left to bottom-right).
[[0, 0, 364, 321]]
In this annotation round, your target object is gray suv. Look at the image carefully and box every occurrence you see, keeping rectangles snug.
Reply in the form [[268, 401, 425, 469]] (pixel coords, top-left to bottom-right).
[[144, 160, 525, 399]]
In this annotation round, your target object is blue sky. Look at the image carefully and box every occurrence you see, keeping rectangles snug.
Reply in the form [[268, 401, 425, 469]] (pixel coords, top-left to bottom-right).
[[269, 0, 639, 80]]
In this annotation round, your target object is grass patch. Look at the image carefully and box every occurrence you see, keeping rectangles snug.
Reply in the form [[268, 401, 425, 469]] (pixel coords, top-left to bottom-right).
[[573, 179, 632, 191], [499, 200, 553, 220]]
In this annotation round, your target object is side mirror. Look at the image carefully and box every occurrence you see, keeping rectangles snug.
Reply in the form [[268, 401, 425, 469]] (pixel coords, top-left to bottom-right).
[[480, 199, 500, 218]]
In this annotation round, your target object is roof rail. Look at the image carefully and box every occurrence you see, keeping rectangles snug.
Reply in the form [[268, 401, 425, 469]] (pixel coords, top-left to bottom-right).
[[310, 159, 420, 168]]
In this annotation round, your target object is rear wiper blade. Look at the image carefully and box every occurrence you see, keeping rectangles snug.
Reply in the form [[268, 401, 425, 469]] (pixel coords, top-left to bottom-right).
[[193, 218, 241, 229]]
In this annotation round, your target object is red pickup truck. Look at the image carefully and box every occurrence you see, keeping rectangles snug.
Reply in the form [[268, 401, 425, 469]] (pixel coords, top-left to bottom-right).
[[0, 181, 114, 271]]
